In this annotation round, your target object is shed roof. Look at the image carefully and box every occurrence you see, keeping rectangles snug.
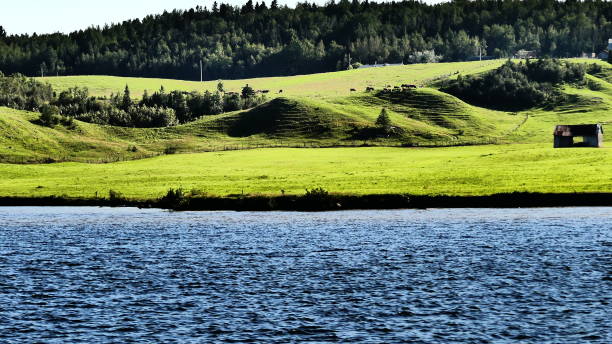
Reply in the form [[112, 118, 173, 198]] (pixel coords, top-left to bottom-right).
[[553, 124, 603, 136]]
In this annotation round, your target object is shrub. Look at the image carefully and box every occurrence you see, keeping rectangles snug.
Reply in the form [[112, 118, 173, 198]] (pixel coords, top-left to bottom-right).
[[304, 187, 330, 200], [159, 188, 188, 209], [164, 146, 178, 155], [302, 187, 336, 210], [39, 104, 60, 127], [0, 74, 53, 111], [108, 189, 126, 205]]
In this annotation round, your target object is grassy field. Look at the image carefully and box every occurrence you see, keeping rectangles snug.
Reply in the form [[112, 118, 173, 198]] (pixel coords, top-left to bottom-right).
[[38, 60, 506, 98], [1, 144, 611, 199], [1, 58, 611, 201]]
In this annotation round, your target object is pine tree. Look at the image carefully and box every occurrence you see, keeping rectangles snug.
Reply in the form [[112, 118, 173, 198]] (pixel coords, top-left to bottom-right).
[[242, 0, 254, 14], [121, 85, 132, 110], [376, 108, 391, 129], [241, 84, 255, 98]]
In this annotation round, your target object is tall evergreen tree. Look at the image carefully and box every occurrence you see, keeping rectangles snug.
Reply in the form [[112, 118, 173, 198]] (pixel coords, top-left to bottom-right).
[[376, 108, 391, 129], [121, 85, 132, 110]]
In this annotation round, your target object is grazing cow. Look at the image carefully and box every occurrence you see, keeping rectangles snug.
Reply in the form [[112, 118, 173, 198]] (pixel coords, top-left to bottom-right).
[[261, 90, 270, 94], [278, 90, 283, 93], [366, 87, 375, 92], [350, 88, 357, 92]]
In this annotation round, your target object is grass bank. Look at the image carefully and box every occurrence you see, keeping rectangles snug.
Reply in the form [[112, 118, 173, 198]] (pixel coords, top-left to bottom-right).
[[1, 192, 610, 211]]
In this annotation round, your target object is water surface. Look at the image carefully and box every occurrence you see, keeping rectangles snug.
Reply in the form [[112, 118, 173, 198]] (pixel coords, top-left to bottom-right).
[[1, 207, 611, 343]]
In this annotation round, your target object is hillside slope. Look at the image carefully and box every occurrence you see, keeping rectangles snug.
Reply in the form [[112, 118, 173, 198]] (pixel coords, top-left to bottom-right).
[[0, 86, 527, 163], [2, 59, 611, 163], [38, 60, 504, 98]]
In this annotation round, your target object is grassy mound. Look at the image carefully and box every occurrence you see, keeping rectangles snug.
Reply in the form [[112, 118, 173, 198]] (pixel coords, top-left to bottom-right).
[[217, 97, 348, 138], [376, 88, 480, 128]]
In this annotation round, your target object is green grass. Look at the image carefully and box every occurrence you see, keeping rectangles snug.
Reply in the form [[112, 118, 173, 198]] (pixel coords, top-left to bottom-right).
[[2, 59, 611, 201], [1, 145, 610, 199], [0, 87, 528, 162], [38, 60, 506, 99]]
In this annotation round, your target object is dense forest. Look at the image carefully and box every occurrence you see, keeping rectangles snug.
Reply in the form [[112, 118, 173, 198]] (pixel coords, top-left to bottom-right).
[[1, 0, 611, 80]]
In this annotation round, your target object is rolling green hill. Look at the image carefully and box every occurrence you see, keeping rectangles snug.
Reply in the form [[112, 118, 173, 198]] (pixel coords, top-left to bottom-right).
[[2, 59, 611, 200], [0, 87, 526, 163], [38, 60, 505, 98], [3, 58, 612, 163]]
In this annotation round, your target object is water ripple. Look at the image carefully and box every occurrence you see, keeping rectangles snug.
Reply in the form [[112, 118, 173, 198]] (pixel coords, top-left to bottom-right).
[[0, 207, 611, 343]]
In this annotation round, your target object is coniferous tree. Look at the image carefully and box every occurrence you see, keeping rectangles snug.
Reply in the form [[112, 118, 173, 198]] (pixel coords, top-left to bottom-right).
[[121, 85, 132, 110], [376, 108, 391, 129], [241, 84, 255, 99]]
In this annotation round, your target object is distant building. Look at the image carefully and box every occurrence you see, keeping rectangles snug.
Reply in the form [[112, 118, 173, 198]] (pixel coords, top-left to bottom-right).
[[581, 52, 597, 58], [515, 50, 538, 59], [358, 63, 403, 69], [553, 124, 604, 148]]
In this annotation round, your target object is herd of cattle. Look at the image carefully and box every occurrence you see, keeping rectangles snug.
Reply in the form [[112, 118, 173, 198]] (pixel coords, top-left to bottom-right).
[[352, 84, 420, 93], [230, 84, 420, 96]]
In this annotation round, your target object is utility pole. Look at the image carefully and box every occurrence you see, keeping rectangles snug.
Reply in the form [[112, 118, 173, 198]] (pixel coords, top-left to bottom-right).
[[200, 60, 203, 82]]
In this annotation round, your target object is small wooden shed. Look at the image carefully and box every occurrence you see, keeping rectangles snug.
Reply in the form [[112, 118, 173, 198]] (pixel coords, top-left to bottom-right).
[[553, 124, 604, 148]]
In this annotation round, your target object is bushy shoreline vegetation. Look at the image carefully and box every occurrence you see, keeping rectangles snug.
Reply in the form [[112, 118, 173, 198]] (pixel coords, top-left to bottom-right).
[[0, 0, 611, 80]]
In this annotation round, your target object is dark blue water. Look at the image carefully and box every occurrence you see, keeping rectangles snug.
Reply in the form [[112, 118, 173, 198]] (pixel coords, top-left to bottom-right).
[[0, 207, 610, 343]]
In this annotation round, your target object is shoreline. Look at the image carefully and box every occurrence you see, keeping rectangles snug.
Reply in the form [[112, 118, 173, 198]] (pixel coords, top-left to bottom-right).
[[0, 192, 610, 211]]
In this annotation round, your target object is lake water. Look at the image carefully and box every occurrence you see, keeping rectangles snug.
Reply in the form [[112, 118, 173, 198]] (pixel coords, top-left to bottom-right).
[[0, 207, 610, 343]]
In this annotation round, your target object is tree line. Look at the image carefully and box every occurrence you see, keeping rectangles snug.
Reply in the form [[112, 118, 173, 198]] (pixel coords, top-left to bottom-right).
[[0, 0, 611, 80], [0, 73, 265, 127]]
